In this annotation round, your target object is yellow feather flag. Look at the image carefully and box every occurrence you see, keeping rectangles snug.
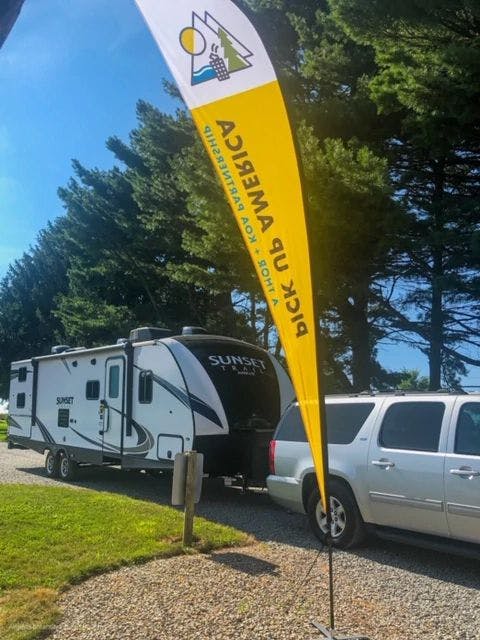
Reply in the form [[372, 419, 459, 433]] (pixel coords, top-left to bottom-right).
[[135, 0, 329, 512]]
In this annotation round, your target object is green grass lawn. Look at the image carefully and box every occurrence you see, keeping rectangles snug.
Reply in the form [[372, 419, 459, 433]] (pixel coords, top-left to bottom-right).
[[0, 417, 7, 442], [0, 485, 249, 640]]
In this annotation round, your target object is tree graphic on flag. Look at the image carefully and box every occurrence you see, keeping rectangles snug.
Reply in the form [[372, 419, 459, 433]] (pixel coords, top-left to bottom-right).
[[218, 28, 250, 72]]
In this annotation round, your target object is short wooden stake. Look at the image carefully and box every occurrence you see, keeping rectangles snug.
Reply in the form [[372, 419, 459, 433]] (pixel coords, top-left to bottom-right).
[[182, 451, 197, 547]]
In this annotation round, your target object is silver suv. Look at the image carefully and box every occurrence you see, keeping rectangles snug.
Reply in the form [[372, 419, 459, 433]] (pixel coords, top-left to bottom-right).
[[267, 393, 480, 550]]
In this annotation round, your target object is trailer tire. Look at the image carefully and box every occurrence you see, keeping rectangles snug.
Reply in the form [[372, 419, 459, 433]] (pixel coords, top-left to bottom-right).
[[45, 451, 60, 478], [58, 452, 77, 481]]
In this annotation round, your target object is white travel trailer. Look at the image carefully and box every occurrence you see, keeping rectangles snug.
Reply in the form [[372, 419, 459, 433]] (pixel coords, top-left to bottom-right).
[[8, 327, 294, 481]]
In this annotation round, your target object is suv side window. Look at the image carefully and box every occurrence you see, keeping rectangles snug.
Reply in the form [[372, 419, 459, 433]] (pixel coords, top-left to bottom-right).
[[379, 402, 445, 452], [275, 402, 375, 444], [455, 403, 480, 456]]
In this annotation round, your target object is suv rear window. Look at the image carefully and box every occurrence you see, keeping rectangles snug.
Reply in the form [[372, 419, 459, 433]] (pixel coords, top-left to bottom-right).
[[379, 401, 445, 452], [275, 402, 375, 444]]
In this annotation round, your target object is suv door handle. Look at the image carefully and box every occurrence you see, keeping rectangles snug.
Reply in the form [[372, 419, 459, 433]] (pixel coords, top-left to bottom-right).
[[450, 467, 480, 478], [372, 459, 395, 469]]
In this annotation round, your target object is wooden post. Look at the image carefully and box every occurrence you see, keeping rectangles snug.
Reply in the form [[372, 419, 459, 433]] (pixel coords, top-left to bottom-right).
[[182, 451, 197, 547]]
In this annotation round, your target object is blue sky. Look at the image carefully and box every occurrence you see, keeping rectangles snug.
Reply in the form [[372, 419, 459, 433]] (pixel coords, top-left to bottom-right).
[[0, 0, 176, 276], [0, 0, 478, 387]]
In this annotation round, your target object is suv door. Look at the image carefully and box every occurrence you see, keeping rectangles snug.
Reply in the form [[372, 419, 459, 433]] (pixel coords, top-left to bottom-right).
[[367, 399, 450, 536], [444, 401, 480, 543]]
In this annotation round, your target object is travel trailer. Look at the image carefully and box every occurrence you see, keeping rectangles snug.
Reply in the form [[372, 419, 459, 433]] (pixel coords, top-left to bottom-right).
[[8, 327, 294, 482]]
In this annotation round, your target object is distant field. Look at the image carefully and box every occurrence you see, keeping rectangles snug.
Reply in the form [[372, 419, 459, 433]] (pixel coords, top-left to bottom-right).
[[0, 415, 7, 442]]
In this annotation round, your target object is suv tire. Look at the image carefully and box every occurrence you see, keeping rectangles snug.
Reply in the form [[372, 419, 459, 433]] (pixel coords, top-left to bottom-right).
[[307, 479, 366, 549]]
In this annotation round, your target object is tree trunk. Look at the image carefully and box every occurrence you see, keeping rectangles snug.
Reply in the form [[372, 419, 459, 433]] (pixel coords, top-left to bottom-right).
[[214, 291, 236, 336], [428, 160, 445, 391], [429, 249, 443, 390], [250, 294, 256, 337], [263, 308, 271, 349], [343, 291, 372, 392]]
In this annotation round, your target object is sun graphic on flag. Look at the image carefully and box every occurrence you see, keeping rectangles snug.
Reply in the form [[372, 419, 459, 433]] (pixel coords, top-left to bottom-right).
[[180, 27, 206, 56]]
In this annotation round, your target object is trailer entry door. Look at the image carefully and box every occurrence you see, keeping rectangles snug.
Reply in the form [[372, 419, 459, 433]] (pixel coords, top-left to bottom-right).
[[103, 357, 125, 456]]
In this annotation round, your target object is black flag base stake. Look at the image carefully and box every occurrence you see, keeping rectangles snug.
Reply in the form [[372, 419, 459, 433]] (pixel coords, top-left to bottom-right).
[[311, 621, 371, 640]]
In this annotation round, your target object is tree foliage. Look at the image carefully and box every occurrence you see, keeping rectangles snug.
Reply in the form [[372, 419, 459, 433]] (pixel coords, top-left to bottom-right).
[[0, 1, 479, 397]]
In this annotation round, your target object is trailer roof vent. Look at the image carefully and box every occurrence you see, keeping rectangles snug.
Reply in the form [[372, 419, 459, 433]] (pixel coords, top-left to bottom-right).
[[129, 327, 172, 342], [181, 326, 208, 335], [116, 338, 128, 345], [51, 345, 70, 354], [65, 346, 86, 352]]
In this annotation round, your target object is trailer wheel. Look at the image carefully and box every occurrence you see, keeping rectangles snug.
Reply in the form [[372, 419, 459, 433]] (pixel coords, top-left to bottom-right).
[[58, 452, 77, 481], [45, 451, 60, 478]]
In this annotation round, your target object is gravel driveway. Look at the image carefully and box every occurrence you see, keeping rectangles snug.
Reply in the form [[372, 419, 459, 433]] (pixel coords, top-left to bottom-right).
[[2, 443, 480, 639]]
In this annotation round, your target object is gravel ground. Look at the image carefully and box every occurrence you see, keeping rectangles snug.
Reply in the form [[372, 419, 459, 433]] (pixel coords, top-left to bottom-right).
[[2, 444, 480, 639]]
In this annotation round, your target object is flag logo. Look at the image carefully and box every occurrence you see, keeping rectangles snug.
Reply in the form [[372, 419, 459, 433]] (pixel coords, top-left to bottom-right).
[[179, 12, 253, 85]]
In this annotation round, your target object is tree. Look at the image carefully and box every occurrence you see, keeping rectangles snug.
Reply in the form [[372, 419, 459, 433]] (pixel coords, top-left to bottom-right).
[[0, 220, 69, 397], [110, 100, 257, 339], [396, 369, 430, 391], [242, 0, 409, 389], [332, 0, 480, 388], [300, 129, 405, 390]]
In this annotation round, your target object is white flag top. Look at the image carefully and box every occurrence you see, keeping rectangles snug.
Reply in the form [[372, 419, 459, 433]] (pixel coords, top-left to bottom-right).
[[135, 0, 276, 108]]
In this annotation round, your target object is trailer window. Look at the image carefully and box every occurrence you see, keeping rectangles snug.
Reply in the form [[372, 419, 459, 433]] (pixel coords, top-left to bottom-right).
[[58, 409, 69, 428], [16, 393, 25, 409], [85, 380, 100, 400], [139, 371, 153, 404], [108, 365, 120, 398], [18, 367, 27, 382]]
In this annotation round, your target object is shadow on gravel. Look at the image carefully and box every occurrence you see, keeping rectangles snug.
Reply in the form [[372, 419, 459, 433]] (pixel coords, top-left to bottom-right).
[[208, 552, 280, 576], [350, 538, 480, 590], [14, 458, 480, 590]]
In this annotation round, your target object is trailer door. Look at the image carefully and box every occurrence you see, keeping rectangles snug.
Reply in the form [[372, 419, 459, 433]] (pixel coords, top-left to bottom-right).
[[103, 357, 125, 456]]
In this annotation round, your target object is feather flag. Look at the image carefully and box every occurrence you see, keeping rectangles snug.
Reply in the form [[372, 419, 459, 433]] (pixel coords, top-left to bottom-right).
[[135, 0, 330, 512]]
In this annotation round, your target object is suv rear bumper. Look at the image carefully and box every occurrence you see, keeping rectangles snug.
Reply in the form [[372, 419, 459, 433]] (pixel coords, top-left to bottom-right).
[[267, 474, 305, 514]]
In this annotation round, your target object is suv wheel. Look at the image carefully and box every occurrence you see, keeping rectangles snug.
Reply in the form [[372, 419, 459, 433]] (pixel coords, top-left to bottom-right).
[[45, 451, 60, 478], [58, 452, 77, 481], [307, 479, 366, 549]]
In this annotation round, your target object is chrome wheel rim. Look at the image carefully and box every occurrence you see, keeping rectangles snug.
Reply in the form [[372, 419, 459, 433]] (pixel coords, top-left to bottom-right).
[[46, 454, 55, 474], [60, 457, 69, 477], [316, 496, 346, 538]]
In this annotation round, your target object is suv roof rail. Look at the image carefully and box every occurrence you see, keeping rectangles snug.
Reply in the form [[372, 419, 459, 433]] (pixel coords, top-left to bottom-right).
[[331, 388, 472, 397]]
